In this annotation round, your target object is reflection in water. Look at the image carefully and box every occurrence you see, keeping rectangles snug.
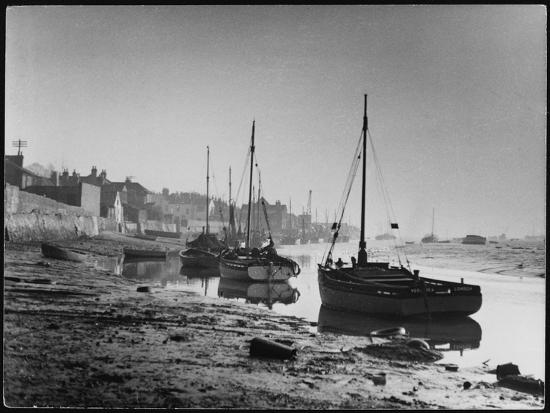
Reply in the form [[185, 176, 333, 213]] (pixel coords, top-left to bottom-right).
[[317, 305, 481, 354], [179, 266, 221, 296], [179, 266, 221, 279], [218, 278, 300, 309], [294, 255, 312, 269], [120, 256, 182, 285]]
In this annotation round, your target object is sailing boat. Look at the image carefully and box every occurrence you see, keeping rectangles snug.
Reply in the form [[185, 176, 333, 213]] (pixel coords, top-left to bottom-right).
[[179, 146, 225, 270], [421, 208, 439, 243], [279, 198, 300, 245], [219, 121, 301, 282], [224, 166, 243, 248], [317, 95, 482, 317]]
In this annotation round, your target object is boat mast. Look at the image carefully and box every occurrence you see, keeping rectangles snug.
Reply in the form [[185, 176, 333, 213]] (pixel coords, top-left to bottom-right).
[[358, 94, 368, 266], [245, 121, 255, 249], [257, 171, 262, 238], [206, 146, 210, 234], [289, 198, 292, 230], [431, 208, 435, 238]]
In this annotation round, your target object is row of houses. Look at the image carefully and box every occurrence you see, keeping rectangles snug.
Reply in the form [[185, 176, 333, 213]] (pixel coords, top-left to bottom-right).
[[5, 156, 151, 231], [4, 154, 307, 236]]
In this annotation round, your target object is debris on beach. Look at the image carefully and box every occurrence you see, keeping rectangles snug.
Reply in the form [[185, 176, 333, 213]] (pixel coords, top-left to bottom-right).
[[371, 373, 387, 385], [496, 362, 521, 379], [497, 375, 545, 396], [249, 337, 297, 360], [136, 286, 152, 293], [406, 338, 430, 350], [355, 341, 443, 362]]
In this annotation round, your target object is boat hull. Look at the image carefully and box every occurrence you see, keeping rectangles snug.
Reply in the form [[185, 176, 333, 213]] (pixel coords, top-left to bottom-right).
[[41, 243, 86, 262], [144, 229, 181, 239], [123, 248, 166, 259], [219, 256, 297, 282], [318, 267, 482, 318], [179, 249, 219, 269]]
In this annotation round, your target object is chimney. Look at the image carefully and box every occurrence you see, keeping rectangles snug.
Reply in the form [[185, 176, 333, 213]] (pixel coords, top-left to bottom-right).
[[50, 171, 59, 186], [91, 166, 97, 177], [125, 176, 132, 183]]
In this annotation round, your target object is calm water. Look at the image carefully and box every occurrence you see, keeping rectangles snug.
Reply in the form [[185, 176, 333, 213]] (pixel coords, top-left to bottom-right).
[[96, 240, 545, 380]]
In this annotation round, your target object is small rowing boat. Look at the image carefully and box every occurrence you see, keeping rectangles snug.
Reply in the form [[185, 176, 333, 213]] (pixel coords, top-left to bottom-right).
[[41, 243, 87, 262], [123, 248, 167, 259]]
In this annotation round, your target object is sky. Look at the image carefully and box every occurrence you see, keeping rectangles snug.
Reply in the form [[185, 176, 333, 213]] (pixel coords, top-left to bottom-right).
[[5, 5, 546, 239]]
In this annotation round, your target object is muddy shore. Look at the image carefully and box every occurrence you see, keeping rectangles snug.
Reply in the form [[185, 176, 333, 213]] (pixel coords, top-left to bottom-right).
[[3, 232, 544, 408]]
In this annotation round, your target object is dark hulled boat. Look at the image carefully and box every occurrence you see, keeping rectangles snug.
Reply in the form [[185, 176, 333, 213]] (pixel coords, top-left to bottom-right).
[[144, 229, 181, 239], [180, 146, 225, 271], [317, 95, 482, 318], [462, 235, 487, 245], [123, 247, 167, 260], [41, 243, 87, 262]]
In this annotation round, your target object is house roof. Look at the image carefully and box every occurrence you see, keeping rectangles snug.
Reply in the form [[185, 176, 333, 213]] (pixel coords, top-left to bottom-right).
[[110, 181, 152, 194], [4, 158, 54, 186]]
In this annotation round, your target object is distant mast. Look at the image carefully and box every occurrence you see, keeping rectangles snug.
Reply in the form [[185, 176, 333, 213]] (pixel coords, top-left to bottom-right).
[[358, 94, 368, 266], [206, 146, 210, 234], [431, 208, 435, 238], [228, 166, 232, 207], [245, 121, 255, 249]]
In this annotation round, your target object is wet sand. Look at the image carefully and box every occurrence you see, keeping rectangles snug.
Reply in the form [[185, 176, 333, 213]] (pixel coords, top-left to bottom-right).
[[3, 232, 544, 408]]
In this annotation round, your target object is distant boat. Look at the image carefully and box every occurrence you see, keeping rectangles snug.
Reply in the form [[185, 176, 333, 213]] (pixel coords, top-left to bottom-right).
[[462, 235, 487, 245], [133, 233, 157, 241], [219, 121, 300, 282], [375, 233, 396, 241], [317, 95, 482, 318], [335, 234, 350, 243], [405, 241, 415, 245], [279, 198, 300, 246], [279, 232, 300, 246], [144, 229, 181, 239], [41, 243, 86, 262], [421, 208, 438, 243], [123, 248, 167, 260]]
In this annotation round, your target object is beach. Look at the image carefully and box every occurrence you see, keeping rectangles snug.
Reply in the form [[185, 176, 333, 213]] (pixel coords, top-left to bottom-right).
[[3, 233, 545, 408]]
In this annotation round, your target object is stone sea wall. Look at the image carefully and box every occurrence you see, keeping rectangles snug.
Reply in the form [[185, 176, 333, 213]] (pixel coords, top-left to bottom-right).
[[4, 184, 117, 242]]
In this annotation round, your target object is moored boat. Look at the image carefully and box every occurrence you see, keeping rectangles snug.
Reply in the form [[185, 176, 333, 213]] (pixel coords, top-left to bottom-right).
[[180, 147, 226, 270], [123, 247, 167, 259], [41, 243, 87, 262], [144, 229, 181, 239], [179, 247, 220, 269], [317, 95, 482, 318], [133, 233, 157, 241], [219, 121, 300, 282], [462, 235, 487, 245]]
